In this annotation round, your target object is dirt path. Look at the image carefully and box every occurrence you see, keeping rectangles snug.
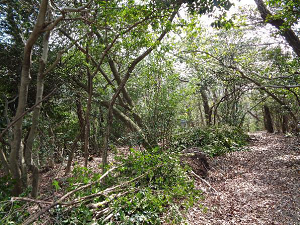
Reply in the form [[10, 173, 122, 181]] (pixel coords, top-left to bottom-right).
[[187, 132, 300, 225]]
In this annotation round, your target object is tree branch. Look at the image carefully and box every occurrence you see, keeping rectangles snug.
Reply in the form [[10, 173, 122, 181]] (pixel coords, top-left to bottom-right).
[[21, 166, 118, 225]]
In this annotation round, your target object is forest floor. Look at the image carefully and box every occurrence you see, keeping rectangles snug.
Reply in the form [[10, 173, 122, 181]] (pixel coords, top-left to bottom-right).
[[187, 131, 300, 225]]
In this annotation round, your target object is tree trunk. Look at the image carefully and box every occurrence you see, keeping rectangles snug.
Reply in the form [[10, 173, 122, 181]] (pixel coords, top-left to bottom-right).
[[65, 134, 81, 175], [200, 87, 212, 126], [84, 78, 92, 168], [75, 95, 86, 150], [102, 113, 111, 172], [282, 115, 288, 133], [197, 95, 205, 126], [45, 126, 55, 168], [91, 121, 99, 154], [24, 27, 50, 198], [264, 105, 274, 133], [9, 0, 49, 196], [0, 148, 10, 175], [84, 45, 93, 168], [31, 165, 40, 198]]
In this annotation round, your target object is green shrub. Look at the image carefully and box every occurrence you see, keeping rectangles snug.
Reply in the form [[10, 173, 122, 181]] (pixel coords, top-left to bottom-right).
[[171, 125, 249, 156]]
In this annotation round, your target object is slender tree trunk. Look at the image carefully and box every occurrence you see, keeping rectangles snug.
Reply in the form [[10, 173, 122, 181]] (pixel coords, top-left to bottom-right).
[[65, 134, 81, 175], [1, 97, 11, 157], [102, 113, 111, 171], [24, 27, 50, 198], [264, 105, 274, 133], [91, 122, 99, 154], [75, 96, 86, 151], [282, 115, 288, 133], [47, 127, 55, 168], [0, 95, 14, 173], [2, 94, 15, 141], [0, 148, 10, 175], [212, 90, 219, 125], [10, 0, 49, 195], [197, 95, 205, 126], [200, 87, 211, 126], [84, 52, 93, 168]]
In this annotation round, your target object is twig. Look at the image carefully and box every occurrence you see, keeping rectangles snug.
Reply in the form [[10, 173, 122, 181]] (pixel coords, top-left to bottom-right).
[[190, 171, 218, 193], [66, 172, 147, 205], [11, 197, 53, 205], [89, 191, 128, 209], [102, 213, 114, 223], [95, 208, 113, 219]]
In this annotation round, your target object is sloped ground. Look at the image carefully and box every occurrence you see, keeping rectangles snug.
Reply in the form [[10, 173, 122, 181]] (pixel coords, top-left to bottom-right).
[[187, 132, 300, 225]]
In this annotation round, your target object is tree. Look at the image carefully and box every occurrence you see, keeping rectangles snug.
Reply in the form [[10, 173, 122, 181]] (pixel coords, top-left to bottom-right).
[[6, 0, 92, 196], [172, 16, 299, 131], [254, 0, 300, 56], [0, 0, 235, 196]]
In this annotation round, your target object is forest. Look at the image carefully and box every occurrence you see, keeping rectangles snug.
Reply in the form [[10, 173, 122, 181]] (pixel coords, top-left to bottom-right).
[[0, 0, 299, 224]]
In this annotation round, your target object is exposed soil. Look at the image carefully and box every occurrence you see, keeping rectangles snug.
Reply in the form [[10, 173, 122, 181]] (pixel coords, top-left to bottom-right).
[[187, 132, 300, 225]]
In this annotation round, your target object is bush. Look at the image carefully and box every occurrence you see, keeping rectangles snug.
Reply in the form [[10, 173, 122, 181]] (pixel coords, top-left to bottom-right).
[[171, 125, 249, 157]]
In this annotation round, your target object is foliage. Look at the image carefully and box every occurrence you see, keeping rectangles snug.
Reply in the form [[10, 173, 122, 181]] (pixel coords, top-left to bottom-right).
[[52, 149, 201, 224], [131, 52, 182, 146], [172, 126, 249, 156], [266, 0, 300, 29], [0, 175, 14, 201]]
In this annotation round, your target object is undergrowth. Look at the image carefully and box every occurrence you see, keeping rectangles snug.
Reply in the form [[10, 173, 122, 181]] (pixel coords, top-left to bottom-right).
[[0, 175, 30, 224], [0, 125, 248, 224], [171, 125, 249, 156], [51, 148, 201, 224]]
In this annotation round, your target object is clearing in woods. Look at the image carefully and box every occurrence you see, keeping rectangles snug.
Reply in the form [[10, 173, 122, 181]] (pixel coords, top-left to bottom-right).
[[187, 132, 300, 225]]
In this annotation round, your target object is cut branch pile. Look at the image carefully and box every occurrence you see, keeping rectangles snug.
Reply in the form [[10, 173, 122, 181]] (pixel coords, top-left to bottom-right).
[[12, 164, 156, 225]]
